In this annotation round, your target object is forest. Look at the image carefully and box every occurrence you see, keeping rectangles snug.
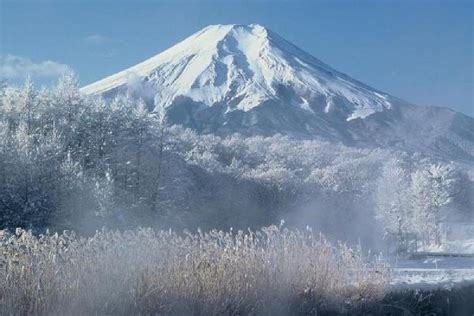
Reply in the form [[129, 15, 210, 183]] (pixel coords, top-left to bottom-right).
[[0, 74, 473, 252]]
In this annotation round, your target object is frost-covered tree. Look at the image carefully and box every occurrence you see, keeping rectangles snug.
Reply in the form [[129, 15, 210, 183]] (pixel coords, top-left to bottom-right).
[[0, 77, 472, 238], [411, 163, 455, 246], [375, 158, 414, 253], [19, 78, 38, 135]]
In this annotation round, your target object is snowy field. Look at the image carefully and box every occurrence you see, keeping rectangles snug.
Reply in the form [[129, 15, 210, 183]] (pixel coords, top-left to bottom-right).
[[392, 255, 474, 288], [390, 224, 474, 289]]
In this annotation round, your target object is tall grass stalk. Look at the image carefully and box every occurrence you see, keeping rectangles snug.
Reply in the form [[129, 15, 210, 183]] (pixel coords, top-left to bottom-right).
[[0, 225, 389, 315]]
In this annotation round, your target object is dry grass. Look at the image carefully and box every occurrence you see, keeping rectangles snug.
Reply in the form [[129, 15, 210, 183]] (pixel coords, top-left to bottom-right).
[[0, 225, 389, 315]]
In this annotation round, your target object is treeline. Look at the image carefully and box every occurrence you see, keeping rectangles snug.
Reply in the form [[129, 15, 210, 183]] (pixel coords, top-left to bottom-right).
[[1, 75, 171, 231], [0, 75, 473, 251], [0, 75, 294, 232]]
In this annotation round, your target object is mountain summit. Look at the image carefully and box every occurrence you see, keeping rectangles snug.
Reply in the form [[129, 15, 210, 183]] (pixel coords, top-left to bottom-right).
[[81, 24, 391, 121], [81, 24, 474, 161]]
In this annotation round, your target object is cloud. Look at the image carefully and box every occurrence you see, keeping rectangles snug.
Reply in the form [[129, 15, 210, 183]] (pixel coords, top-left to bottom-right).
[[83, 34, 115, 46], [0, 54, 71, 80]]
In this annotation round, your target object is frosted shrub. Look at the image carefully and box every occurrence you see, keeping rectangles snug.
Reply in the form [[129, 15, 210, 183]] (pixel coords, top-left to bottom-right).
[[0, 226, 389, 315]]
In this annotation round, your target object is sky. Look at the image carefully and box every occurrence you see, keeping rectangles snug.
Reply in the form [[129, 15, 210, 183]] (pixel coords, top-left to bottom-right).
[[0, 0, 473, 116]]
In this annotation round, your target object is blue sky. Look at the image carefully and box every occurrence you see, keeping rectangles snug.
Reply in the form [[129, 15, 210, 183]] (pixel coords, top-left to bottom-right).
[[1, 0, 472, 116]]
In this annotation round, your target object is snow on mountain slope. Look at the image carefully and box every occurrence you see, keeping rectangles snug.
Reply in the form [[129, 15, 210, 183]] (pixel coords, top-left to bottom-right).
[[81, 24, 391, 121], [81, 24, 474, 161]]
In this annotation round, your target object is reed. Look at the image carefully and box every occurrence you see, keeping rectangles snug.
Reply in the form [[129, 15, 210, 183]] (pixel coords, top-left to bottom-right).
[[0, 225, 389, 315]]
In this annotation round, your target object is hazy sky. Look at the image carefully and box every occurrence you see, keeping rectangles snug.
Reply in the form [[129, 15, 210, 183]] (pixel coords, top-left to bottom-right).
[[1, 0, 472, 116]]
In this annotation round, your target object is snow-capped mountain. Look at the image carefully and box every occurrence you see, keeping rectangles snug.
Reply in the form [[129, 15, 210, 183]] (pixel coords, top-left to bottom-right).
[[81, 24, 474, 161], [81, 24, 392, 121]]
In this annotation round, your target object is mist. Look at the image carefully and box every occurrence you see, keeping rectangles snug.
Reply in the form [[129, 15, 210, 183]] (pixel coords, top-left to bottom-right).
[[1, 76, 474, 315]]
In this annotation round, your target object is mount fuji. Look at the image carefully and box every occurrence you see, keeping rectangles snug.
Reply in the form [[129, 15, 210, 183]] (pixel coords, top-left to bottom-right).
[[81, 24, 474, 161]]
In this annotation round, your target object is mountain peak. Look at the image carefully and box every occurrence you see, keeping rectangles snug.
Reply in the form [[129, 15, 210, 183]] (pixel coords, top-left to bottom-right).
[[81, 23, 392, 121], [202, 23, 267, 30], [201, 23, 269, 34]]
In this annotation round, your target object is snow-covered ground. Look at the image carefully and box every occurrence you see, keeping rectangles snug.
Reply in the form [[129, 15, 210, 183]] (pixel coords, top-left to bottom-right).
[[444, 239, 474, 253], [390, 237, 474, 289], [422, 239, 474, 256], [391, 255, 474, 288], [444, 223, 474, 254]]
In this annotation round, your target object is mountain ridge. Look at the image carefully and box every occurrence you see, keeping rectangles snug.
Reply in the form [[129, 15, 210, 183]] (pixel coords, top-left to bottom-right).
[[81, 24, 392, 121], [80, 24, 474, 162]]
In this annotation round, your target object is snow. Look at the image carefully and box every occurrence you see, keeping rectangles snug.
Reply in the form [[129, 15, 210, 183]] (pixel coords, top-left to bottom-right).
[[445, 239, 474, 253], [417, 240, 474, 255], [79, 24, 474, 162], [81, 24, 392, 121], [390, 236, 474, 289], [391, 256, 474, 289]]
